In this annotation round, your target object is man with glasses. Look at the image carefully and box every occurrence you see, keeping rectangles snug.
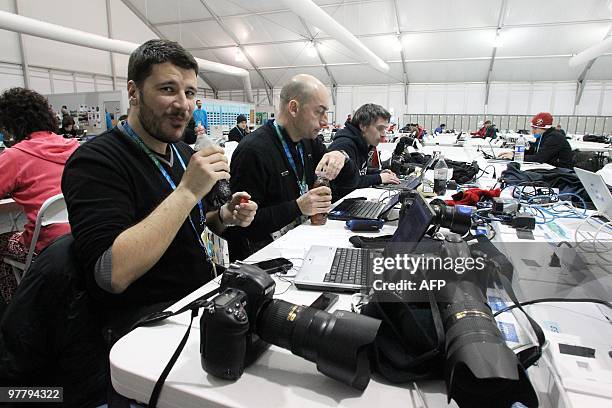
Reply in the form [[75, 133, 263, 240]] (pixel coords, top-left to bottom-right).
[[327, 103, 400, 202]]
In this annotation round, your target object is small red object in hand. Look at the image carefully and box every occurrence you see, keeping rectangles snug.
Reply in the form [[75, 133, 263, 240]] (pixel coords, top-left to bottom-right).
[[240, 198, 249, 204]]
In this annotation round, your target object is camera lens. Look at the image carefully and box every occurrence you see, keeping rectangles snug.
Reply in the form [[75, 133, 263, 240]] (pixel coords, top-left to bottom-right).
[[439, 280, 538, 407], [432, 204, 472, 235], [256, 299, 380, 390]]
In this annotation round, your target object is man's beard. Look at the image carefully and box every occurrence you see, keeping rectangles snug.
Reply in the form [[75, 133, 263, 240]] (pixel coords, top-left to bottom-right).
[[137, 93, 189, 144]]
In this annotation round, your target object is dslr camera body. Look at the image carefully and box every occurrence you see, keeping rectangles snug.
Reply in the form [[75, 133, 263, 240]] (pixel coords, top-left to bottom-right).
[[200, 263, 381, 390]]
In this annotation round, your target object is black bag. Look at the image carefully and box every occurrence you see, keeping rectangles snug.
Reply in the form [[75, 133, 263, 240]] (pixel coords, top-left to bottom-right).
[[582, 134, 608, 143], [574, 150, 607, 173], [361, 236, 544, 407]]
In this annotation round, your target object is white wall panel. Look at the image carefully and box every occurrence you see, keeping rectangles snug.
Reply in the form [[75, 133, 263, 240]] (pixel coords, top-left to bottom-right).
[[335, 87, 353, 125], [465, 84, 486, 113], [552, 83, 576, 115], [407, 85, 427, 114], [52, 72, 74, 94], [530, 84, 554, 114], [387, 85, 406, 120], [602, 84, 612, 116], [575, 83, 602, 115], [507, 84, 531, 115], [426, 85, 447, 113], [75, 75, 96, 93], [0, 63, 24, 91], [487, 83, 508, 114], [29, 69, 52, 94]]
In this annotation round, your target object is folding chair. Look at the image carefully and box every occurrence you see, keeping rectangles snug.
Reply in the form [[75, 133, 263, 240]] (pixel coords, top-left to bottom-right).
[[3, 193, 68, 283]]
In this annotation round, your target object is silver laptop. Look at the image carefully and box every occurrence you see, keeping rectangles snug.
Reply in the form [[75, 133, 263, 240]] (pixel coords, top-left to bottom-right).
[[294, 193, 434, 292], [575, 168, 612, 219]]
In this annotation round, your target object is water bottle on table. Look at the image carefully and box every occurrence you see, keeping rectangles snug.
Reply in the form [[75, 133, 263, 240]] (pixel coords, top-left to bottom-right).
[[433, 154, 448, 196], [513, 135, 525, 164]]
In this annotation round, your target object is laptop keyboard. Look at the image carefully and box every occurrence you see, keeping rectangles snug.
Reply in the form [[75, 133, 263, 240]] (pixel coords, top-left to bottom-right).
[[343, 200, 383, 219], [323, 248, 369, 285]]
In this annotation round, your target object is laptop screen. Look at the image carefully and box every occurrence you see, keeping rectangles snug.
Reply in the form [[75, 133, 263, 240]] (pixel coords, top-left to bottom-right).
[[391, 192, 434, 250]]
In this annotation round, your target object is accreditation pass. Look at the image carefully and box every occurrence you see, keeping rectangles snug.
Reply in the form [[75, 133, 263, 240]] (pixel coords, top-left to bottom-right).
[[0, 387, 63, 403]]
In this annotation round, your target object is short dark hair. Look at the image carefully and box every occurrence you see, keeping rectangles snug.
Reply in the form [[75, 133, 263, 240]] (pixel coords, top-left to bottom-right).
[[484, 120, 492, 125], [128, 39, 198, 87], [440, 124, 446, 127], [236, 114, 247, 124], [0, 88, 58, 142], [350, 103, 391, 129], [62, 115, 75, 127]]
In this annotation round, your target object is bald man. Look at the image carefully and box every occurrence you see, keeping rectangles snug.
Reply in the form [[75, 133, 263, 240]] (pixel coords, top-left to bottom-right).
[[228, 74, 346, 259]]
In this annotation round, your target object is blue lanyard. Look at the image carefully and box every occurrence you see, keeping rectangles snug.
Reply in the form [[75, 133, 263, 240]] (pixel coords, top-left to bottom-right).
[[273, 122, 308, 195], [535, 136, 542, 153], [120, 121, 207, 251]]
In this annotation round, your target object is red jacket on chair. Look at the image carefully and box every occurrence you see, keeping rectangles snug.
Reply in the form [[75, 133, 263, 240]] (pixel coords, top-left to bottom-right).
[[0, 131, 78, 252]]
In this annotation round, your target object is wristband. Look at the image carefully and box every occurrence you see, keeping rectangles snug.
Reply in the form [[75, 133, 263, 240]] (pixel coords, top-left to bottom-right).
[[218, 205, 235, 227]]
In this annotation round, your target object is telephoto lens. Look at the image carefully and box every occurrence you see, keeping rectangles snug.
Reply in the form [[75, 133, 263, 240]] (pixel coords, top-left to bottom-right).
[[256, 299, 381, 391], [437, 266, 538, 407]]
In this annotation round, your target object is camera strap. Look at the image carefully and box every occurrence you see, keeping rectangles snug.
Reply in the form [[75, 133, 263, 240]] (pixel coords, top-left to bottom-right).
[[127, 287, 220, 408]]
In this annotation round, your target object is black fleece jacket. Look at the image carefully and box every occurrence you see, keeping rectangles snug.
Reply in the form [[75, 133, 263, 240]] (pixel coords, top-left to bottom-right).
[[228, 122, 326, 259], [62, 128, 216, 325], [327, 123, 381, 201], [525, 127, 573, 168]]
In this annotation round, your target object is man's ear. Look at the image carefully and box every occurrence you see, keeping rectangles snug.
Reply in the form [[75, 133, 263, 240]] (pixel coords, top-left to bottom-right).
[[288, 100, 299, 118], [127, 80, 139, 106]]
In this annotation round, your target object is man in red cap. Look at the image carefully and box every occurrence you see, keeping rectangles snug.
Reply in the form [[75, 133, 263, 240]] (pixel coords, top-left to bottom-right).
[[499, 112, 573, 168]]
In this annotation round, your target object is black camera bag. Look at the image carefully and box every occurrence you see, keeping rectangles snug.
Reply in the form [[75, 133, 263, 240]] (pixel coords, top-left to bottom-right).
[[361, 236, 545, 384]]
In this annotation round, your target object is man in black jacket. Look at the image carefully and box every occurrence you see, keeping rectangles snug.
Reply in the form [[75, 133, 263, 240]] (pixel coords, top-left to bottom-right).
[[62, 40, 258, 333], [327, 103, 400, 201], [229, 74, 347, 259], [228, 114, 248, 143], [500, 112, 573, 168]]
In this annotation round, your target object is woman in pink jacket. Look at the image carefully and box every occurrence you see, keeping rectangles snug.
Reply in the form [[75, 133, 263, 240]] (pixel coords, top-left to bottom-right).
[[0, 88, 79, 303]]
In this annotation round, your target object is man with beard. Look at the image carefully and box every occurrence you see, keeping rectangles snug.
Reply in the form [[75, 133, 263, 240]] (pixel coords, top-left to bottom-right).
[[62, 39, 258, 335]]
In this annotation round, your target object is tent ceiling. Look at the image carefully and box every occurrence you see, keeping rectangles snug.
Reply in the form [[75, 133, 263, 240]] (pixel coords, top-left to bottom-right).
[[124, 0, 612, 90]]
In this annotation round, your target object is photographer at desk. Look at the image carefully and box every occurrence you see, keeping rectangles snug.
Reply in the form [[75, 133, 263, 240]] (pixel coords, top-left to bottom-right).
[[327, 103, 400, 201], [62, 40, 258, 337], [498, 112, 573, 168], [229, 74, 347, 260]]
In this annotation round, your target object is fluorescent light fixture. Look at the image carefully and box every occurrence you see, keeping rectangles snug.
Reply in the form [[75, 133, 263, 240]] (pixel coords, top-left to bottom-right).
[[235, 47, 244, 62]]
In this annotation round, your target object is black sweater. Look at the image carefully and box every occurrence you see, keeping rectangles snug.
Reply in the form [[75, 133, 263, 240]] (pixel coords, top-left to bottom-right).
[[62, 128, 215, 325], [327, 123, 381, 201], [228, 126, 247, 143], [525, 128, 573, 168], [228, 122, 326, 258]]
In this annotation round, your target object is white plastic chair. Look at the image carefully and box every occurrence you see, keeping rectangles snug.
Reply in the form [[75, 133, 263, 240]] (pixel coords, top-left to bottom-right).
[[3, 193, 68, 283]]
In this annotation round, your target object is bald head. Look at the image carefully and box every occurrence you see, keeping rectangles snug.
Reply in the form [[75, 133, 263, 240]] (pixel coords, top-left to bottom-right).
[[277, 74, 329, 142], [280, 74, 327, 112]]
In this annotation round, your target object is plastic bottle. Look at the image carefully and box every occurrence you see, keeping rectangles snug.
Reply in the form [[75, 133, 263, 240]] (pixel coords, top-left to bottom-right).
[[513, 135, 525, 164], [433, 154, 448, 196], [310, 175, 330, 226], [193, 127, 232, 204]]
